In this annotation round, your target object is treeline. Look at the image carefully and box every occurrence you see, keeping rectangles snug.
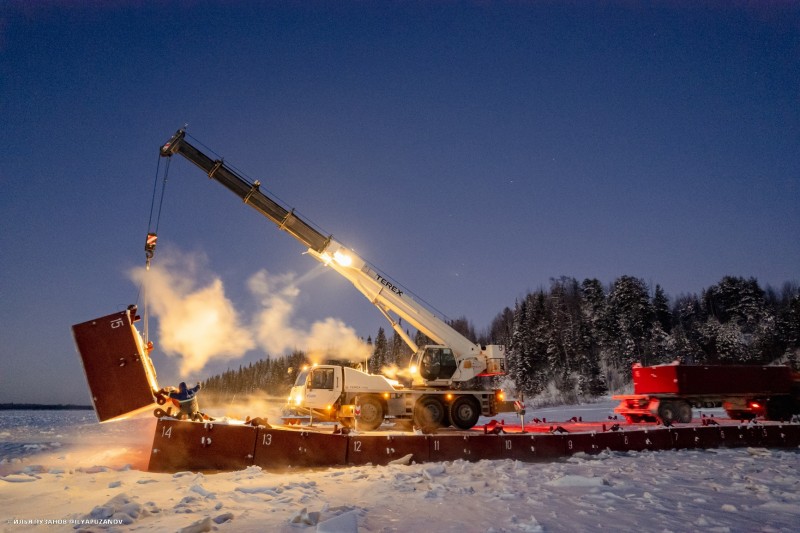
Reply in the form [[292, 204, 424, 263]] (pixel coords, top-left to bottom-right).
[[495, 275, 800, 403], [201, 351, 307, 402], [0, 404, 93, 410], [200, 275, 800, 403], [201, 329, 420, 400]]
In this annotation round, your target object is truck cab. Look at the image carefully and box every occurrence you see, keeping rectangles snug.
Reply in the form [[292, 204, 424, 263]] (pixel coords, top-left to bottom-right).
[[287, 365, 401, 424], [288, 366, 341, 414]]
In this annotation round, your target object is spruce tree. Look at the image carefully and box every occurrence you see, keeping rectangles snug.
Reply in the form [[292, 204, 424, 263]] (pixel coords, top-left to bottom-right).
[[370, 327, 389, 374]]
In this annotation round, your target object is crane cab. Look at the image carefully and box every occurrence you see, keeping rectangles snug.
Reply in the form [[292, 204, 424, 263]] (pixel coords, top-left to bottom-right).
[[411, 344, 506, 387], [417, 346, 458, 382]]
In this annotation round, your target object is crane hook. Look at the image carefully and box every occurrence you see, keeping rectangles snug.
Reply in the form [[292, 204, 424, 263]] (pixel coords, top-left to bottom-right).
[[144, 232, 158, 270]]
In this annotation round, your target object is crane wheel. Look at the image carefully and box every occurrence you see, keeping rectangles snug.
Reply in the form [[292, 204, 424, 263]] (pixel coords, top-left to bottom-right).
[[413, 396, 446, 429], [357, 395, 385, 431], [449, 396, 480, 430]]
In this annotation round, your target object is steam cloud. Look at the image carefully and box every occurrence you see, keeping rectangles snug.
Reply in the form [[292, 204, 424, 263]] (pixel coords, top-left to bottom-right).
[[130, 249, 371, 376]]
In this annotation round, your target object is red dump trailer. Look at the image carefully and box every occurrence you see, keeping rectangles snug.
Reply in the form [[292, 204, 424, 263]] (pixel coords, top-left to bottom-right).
[[614, 363, 800, 424]]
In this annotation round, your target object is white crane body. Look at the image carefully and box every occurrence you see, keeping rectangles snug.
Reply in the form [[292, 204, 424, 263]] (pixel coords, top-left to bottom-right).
[[160, 129, 507, 430]]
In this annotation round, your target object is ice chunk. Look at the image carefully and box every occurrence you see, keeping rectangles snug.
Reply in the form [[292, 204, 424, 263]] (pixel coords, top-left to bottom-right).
[[317, 510, 359, 533], [1, 474, 38, 483], [388, 453, 414, 465], [545, 475, 607, 487], [178, 516, 212, 533]]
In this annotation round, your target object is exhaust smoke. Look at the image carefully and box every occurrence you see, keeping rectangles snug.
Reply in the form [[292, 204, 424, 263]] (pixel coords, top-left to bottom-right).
[[130, 249, 370, 376]]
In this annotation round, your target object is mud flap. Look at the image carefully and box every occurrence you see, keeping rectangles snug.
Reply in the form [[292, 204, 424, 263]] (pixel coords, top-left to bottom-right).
[[72, 307, 159, 422]]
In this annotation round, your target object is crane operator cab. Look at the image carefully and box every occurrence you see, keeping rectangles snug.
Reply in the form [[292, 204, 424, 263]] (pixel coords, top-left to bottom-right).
[[419, 346, 458, 381]]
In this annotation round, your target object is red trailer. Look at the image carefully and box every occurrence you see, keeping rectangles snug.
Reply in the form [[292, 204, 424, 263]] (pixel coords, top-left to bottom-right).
[[614, 363, 800, 424]]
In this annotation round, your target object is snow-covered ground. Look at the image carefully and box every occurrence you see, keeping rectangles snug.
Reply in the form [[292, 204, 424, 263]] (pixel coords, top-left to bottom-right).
[[1, 403, 799, 532]]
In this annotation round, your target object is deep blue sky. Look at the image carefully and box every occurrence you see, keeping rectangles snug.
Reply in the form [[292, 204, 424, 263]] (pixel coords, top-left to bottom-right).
[[1, 2, 798, 404]]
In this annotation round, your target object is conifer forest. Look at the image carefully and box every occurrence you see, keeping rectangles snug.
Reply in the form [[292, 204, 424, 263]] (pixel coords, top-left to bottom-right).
[[203, 275, 800, 404]]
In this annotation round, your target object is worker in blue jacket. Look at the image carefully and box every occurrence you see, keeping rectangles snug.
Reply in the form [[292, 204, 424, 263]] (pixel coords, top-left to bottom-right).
[[168, 382, 203, 420]]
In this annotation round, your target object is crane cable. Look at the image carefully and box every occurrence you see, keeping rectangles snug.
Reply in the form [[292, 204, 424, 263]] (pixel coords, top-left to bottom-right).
[[141, 152, 172, 344]]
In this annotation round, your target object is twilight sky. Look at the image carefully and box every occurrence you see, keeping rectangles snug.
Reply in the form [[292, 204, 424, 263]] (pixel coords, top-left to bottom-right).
[[1, 2, 798, 404]]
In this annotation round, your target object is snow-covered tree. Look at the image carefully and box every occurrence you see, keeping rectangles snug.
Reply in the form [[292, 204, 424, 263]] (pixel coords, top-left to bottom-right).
[[653, 284, 672, 333], [606, 276, 653, 370], [370, 327, 388, 374]]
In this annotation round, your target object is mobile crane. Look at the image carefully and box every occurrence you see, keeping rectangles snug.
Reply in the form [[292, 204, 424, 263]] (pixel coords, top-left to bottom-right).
[[159, 129, 506, 430]]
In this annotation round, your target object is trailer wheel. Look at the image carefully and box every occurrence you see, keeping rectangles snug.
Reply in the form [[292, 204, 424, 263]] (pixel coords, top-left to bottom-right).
[[357, 395, 384, 431], [413, 396, 446, 429], [657, 401, 678, 424], [449, 396, 481, 430], [676, 401, 692, 423]]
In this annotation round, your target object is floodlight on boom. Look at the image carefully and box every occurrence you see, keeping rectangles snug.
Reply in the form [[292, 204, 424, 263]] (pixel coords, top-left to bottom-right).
[[333, 250, 353, 267]]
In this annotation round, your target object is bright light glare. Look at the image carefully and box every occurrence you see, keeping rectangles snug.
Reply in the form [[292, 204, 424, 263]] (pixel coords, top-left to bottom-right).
[[333, 250, 353, 267], [409, 365, 417, 374]]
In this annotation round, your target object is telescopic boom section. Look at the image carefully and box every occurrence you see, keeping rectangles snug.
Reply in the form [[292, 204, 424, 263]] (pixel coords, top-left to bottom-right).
[[159, 129, 505, 385], [160, 129, 330, 253]]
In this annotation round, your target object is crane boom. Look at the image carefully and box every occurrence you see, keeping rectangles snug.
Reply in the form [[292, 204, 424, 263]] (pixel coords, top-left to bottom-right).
[[160, 130, 330, 253], [159, 129, 505, 386]]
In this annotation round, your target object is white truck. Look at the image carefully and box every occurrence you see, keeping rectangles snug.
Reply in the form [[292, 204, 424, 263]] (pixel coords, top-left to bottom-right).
[[160, 129, 507, 430]]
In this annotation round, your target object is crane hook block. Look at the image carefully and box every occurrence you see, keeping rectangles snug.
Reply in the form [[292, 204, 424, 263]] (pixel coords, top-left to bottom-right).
[[145, 233, 158, 269]]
